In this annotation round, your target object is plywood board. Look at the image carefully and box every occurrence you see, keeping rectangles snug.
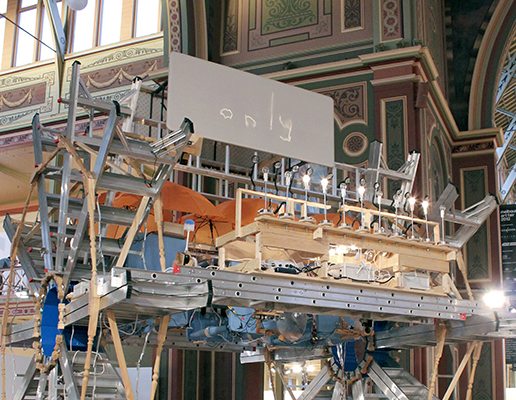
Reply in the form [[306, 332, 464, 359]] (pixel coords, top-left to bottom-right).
[[167, 53, 334, 166]]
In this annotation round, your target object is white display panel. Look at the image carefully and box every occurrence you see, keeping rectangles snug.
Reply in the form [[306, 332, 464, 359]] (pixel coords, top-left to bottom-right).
[[167, 52, 335, 166]]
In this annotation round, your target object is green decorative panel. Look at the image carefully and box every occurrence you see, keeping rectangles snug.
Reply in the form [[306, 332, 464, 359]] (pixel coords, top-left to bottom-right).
[[472, 342, 493, 400], [222, 0, 239, 53], [262, 0, 318, 34], [344, 0, 362, 29], [298, 75, 374, 165], [184, 350, 197, 400], [384, 99, 405, 197], [463, 169, 490, 280], [248, 0, 332, 51]]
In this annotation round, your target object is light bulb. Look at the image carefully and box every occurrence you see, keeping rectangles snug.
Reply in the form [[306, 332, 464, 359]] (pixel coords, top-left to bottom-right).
[[292, 364, 302, 373], [307, 364, 315, 372], [329, 248, 336, 256], [408, 196, 416, 206], [357, 185, 366, 198], [262, 167, 269, 182], [285, 171, 292, 185], [321, 178, 329, 192], [303, 174, 310, 185], [422, 199, 429, 213]]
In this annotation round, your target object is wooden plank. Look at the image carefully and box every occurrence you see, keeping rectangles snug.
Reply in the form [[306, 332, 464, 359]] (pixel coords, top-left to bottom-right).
[[260, 231, 328, 255], [398, 254, 449, 273], [107, 311, 135, 400]]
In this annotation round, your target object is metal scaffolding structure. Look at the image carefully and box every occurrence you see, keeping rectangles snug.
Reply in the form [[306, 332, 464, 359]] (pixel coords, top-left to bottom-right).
[[1, 58, 513, 400]]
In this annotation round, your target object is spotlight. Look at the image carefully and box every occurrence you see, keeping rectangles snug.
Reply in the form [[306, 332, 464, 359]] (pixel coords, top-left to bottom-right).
[[357, 179, 367, 231], [422, 196, 431, 242], [319, 177, 332, 226], [408, 196, 418, 241], [483, 290, 506, 309], [292, 364, 302, 373], [300, 174, 316, 224], [258, 167, 273, 216], [279, 171, 295, 220]]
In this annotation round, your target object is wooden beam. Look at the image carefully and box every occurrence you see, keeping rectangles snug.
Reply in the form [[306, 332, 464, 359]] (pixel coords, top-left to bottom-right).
[[427, 322, 447, 400], [107, 311, 135, 400], [150, 315, 171, 400], [465, 342, 483, 400], [442, 341, 478, 400]]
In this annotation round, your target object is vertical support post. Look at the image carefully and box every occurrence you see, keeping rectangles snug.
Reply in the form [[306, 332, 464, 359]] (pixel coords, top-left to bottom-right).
[[427, 321, 447, 400], [48, 367, 57, 400], [196, 155, 201, 192], [2, 183, 35, 400], [225, 145, 230, 198], [465, 342, 483, 400], [55, 61, 81, 271], [150, 315, 171, 400], [107, 311, 135, 400], [442, 341, 477, 400], [154, 194, 166, 272], [219, 247, 226, 268], [265, 349, 279, 400], [80, 177, 100, 400], [235, 189, 243, 237], [32, 116, 53, 272], [255, 232, 262, 266]]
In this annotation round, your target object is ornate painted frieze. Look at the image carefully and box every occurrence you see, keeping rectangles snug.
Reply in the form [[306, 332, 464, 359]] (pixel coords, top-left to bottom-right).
[[66, 47, 163, 94], [343, 131, 368, 157], [461, 167, 491, 281], [167, 0, 182, 53], [382, 97, 406, 196], [0, 70, 56, 127], [248, 0, 332, 51], [452, 141, 495, 154], [320, 82, 367, 129], [0, 132, 33, 148], [380, 0, 402, 42], [220, 0, 373, 67], [222, 0, 239, 54], [343, 0, 362, 30]]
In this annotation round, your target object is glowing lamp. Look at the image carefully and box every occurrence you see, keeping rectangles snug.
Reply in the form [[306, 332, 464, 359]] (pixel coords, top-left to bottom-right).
[[484, 290, 506, 309]]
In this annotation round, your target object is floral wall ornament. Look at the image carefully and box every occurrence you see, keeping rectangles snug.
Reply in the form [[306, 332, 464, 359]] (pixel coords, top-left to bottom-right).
[[0, 89, 33, 110], [83, 60, 158, 90]]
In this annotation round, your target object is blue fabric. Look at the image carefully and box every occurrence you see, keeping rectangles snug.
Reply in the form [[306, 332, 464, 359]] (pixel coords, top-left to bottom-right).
[[126, 233, 186, 270], [41, 287, 61, 357]]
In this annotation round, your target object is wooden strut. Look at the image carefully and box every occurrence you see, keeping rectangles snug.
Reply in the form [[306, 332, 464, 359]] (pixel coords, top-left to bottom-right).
[[456, 251, 475, 300], [107, 311, 135, 400], [265, 348, 279, 400], [427, 321, 447, 400], [273, 362, 297, 400], [80, 177, 101, 400], [1, 182, 36, 400], [442, 341, 479, 400], [149, 315, 171, 400], [149, 195, 171, 400], [465, 342, 483, 400]]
